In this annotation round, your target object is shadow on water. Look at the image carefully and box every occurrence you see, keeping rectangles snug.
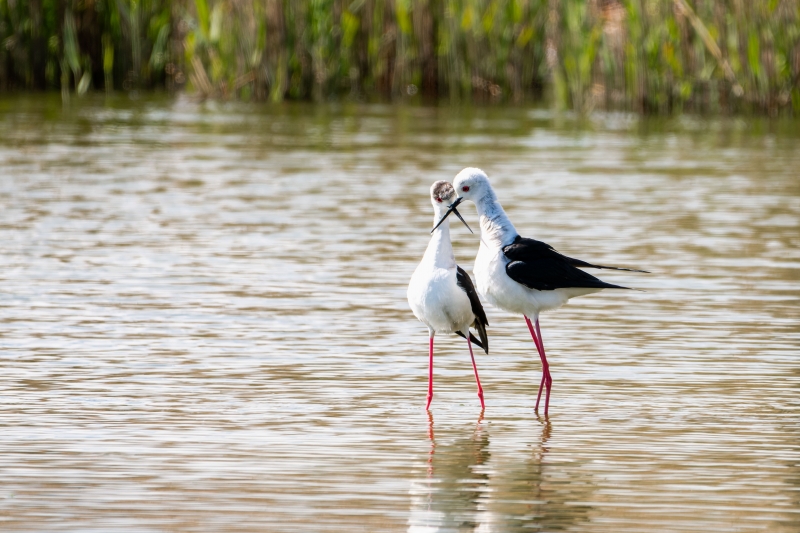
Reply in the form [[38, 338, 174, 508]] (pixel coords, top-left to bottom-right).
[[409, 413, 593, 532]]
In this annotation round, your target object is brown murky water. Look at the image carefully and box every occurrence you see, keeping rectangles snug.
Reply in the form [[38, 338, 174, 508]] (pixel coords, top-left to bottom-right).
[[1, 95, 798, 532]]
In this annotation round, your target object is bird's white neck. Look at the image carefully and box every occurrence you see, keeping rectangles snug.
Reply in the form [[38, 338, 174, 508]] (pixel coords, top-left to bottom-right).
[[474, 192, 518, 249], [423, 215, 456, 269]]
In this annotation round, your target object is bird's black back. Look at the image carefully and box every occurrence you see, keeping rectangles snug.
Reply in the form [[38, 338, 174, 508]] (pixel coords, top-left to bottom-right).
[[502, 235, 635, 291]]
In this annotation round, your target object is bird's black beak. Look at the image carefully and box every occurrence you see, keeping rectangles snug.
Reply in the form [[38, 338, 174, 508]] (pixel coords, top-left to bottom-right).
[[431, 196, 472, 234]]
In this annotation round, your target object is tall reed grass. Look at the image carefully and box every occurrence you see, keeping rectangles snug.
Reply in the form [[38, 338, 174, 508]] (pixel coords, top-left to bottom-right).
[[1, 0, 798, 113]]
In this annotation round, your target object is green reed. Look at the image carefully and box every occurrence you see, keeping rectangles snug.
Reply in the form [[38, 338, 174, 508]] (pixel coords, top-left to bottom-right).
[[1, 0, 798, 113], [0, 0, 175, 100]]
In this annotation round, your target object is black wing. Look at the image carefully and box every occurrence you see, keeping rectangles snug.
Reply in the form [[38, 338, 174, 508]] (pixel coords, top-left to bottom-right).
[[455, 330, 487, 353], [456, 266, 489, 354], [503, 236, 644, 291]]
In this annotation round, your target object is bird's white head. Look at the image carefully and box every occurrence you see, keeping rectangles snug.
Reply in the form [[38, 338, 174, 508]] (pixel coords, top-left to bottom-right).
[[428, 180, 474, 234], [453, 167, 493, 204], [430, 180, 457, 212], [445, 167, 516, 245]]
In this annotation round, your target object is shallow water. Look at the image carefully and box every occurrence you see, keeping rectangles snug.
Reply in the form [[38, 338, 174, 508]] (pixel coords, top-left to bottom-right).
[[0, 95, 798, 532]]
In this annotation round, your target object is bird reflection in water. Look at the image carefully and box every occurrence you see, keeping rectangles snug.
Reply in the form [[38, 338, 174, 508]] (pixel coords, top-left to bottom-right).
[[408, 414, 593, 532], [409, 410, 489, 532]]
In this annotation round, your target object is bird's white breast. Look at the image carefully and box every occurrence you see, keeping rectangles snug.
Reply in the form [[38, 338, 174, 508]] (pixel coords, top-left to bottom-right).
[[408, 264, 474, 335]]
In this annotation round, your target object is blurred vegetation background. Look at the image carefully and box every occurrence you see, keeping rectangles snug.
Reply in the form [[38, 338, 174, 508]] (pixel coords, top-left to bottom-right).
[[0, 0, 798, 113]]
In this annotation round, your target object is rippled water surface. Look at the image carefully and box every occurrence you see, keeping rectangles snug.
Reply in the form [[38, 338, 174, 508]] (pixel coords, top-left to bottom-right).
[[1, 95, 799, 532]]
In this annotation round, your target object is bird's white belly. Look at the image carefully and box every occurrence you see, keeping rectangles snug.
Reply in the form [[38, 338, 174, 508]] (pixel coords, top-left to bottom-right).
[[474, 244, 600, 317], [408, 265, 473, 334]]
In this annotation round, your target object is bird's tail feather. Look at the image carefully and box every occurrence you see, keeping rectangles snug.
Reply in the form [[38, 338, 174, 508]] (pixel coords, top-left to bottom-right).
[[567, 256, 649, 273], [592, 264, 649, 273], [473, 320, 489, 355], [456, 330, 489, 355]]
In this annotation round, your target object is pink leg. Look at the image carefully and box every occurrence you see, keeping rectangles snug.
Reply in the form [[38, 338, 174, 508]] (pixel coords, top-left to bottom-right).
[[534, 318, 552, 414], [524, 316, 546, 408], [525, 315, 552, 416], [466, 336, 486, 410], [426, 336, 434, 410], [427, 410, 435, 476]]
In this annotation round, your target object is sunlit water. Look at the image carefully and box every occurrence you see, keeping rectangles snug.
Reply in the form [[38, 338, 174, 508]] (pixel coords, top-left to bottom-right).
[[1, 95, 798, 532]]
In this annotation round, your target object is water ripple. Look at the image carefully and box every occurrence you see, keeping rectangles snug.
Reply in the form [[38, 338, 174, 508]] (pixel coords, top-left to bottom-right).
[[0, 95, 798, 532]]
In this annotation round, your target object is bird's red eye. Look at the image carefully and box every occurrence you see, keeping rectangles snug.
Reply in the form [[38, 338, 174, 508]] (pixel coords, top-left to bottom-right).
[[436, 197, 442, 203], [462, 186, 470, 192]]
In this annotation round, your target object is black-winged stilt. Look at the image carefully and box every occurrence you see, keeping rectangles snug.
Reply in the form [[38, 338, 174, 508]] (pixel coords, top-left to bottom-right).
[[408, 181, 490, 411], [432, 168, 646, 416]]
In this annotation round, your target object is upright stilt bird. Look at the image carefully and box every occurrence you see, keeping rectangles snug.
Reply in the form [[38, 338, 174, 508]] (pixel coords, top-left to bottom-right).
[[431, 168, 647, 416], [408, 181, 489, 410]]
